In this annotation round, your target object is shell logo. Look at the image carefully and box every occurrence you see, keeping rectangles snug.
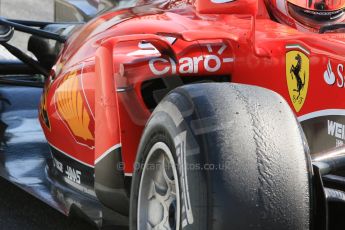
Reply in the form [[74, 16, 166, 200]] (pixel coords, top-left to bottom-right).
[[56, 71, 94, 147], [40, 82, 51, 130]]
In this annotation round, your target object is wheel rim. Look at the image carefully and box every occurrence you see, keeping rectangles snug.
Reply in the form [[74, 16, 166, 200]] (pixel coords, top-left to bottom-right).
[[138, 142, 180, 230]]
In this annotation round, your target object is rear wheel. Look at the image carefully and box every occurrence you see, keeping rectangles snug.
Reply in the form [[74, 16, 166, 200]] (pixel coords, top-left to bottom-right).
[[130, 83, 312, 230]]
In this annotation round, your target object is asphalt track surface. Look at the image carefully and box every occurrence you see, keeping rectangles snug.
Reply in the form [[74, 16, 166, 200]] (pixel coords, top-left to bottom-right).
[[0, 0, 54, 51], [0, 1, 101, 229]]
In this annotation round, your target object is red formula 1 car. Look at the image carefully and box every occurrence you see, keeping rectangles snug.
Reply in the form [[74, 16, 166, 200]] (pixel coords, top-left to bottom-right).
[[1, 0, 345, 229]]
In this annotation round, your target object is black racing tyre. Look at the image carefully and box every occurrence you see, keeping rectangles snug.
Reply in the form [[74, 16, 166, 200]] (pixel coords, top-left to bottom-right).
[[130, 83, 311, 230]]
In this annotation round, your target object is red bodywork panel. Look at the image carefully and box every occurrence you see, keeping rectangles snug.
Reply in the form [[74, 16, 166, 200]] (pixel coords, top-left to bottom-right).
[[39, 0, 345, 175]]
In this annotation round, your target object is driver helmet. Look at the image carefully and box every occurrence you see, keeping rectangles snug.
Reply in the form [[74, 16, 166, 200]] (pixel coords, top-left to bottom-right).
[[265, 0, 345, 32]]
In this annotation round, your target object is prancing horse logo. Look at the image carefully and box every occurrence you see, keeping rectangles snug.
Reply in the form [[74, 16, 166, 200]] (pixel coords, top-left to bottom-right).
[[286, 48, 309, 112], [290, 53, 305, 100]]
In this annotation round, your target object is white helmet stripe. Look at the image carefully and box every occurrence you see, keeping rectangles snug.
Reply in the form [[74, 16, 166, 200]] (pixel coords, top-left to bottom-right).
[[277, 0, 288, 15]]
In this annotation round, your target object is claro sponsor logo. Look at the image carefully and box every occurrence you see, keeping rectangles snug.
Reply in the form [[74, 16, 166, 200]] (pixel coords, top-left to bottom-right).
[[324, 59, 345, 87], [328, 120, 345, 147], [149, 44, 233, 76]]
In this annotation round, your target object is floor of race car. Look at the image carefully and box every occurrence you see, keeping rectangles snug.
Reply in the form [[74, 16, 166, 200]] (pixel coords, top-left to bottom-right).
[[0, 85, 128, 229], [0, 177, 96, 229]]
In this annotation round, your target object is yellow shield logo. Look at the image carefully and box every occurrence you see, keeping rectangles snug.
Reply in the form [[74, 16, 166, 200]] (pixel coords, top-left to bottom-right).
[[286, 50, 309, 112]]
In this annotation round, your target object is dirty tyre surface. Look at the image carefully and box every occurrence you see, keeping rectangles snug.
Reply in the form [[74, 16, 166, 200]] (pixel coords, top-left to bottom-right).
[[130, 83, 311, 230]]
